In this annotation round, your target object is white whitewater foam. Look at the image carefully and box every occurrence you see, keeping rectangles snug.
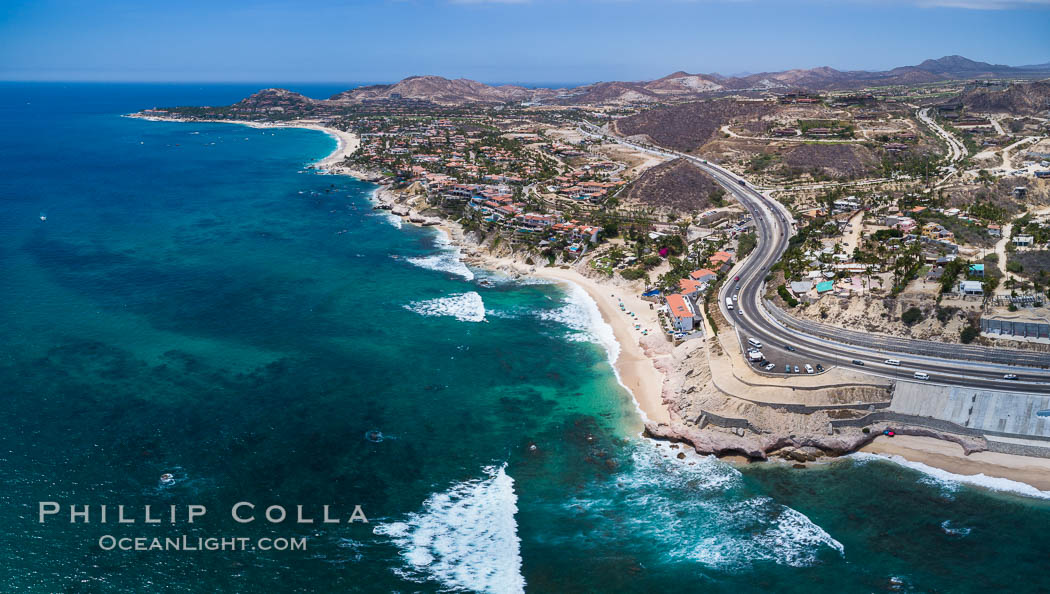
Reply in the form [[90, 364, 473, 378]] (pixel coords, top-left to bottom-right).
[[366, 188, 402, 228], [405, 251, 473, 280], [759, 506, 845, 567], [940, 519, 972, 537], [850, 452, 1050, 500], [535, 281, 619, 365], [373, 465, 524, 594], [378, 212, 402, 229], [533, 279, 657, 424], [405, 230, 474, 280], [562, 443, 843, 569], [405, 292, 486, 323]]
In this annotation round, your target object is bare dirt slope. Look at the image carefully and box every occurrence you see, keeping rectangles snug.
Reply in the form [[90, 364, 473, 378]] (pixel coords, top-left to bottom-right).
[[625, 158, 725, 211]]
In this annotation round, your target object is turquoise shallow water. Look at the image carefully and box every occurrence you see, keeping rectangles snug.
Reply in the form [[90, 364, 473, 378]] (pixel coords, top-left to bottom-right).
[[2, 83, 1050, 593]]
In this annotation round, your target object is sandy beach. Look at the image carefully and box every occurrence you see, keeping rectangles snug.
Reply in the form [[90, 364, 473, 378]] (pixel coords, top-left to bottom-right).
[[861, 434, 1050, 492]]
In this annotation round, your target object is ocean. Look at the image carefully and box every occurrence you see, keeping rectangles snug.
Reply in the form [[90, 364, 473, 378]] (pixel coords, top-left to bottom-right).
[[1, 82, 1049, 593]]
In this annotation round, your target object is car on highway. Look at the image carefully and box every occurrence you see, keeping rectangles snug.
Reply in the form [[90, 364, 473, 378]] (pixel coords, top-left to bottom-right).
[[913, 372, 930, 380], [734, 275, 740, 281], [852, 359, 864, 366], [1004, 374, 1019, 380], [784, 345, 796, 352], [816, 364, 824, 372], [885, 359, 901, 366], [763, 363, 776, 371], [784, 364, 791, 373], [804, 364, 814, 374], [793, 365, 800, 374]]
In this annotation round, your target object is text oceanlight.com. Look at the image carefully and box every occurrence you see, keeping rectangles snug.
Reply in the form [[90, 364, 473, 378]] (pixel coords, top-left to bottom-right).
[[98, 535, 307, 552]]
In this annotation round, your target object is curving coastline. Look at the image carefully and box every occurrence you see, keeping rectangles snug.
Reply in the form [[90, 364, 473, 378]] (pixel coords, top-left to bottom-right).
[[133, 115, 1050, 498]]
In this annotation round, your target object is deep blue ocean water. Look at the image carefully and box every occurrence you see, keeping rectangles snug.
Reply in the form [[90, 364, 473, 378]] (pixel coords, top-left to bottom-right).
[[2, 83, 1050, 593]]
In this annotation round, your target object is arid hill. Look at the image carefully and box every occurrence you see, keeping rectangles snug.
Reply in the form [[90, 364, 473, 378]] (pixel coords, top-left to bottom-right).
[[328, 75, 552, 105], [644, 71, 725, 94], [235, 88, 317, 108], [614, 100, 774, 152], [563, 81, 661, 105], [625, 158, 725, 211], [956, 81, 1050, 115], [781, 144, 880, 179], [157, 56, 1050, 113]]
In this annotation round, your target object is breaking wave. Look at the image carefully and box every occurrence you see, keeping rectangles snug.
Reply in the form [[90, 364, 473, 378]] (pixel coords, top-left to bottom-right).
[[850, 452, 1050, 500], [405, 292, 486, 323], [373, 465, 524, 593], [562, 442, 844, 570], [405, 230, 474, 280], [534, 281, 619, 364]]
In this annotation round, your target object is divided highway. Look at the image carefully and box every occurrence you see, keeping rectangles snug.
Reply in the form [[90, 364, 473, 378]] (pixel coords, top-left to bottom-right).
[[578, 124, 1050, 393]]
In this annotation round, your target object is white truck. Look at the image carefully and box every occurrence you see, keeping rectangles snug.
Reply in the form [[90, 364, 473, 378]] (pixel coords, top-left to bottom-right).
[[725, 297, 734, 311]]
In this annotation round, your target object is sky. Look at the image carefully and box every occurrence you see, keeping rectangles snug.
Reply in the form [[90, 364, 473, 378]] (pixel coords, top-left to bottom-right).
[[1, 0, 1049, 84]]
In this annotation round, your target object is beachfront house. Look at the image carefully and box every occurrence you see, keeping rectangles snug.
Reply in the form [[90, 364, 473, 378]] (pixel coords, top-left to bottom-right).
[[665, 293, 699, 333], [678, 278, 706, 298]]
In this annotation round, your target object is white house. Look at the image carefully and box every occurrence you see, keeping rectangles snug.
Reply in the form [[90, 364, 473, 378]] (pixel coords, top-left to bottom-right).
[[665, 293, 699, 333], [1013, 235, 1035, 248]]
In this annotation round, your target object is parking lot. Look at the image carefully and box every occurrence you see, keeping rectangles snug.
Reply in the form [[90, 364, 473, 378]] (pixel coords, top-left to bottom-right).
[[741, 334, 829, 376]]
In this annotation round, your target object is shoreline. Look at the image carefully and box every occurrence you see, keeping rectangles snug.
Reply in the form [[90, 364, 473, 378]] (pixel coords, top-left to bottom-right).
[[530, 267, 672, 427], [134, 114, 1050, 499], [415, 214, 671, 427], [127, 114, 361, 169], [860, 435, 1050, 493], [346, 163, 1050, 499]]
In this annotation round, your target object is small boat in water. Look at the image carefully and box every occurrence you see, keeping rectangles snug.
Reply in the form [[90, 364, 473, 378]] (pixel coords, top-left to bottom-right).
[[39, 212, 47, 221]]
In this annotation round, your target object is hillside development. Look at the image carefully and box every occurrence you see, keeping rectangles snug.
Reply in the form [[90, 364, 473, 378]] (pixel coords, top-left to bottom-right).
[[135, 60, 1050, 480]]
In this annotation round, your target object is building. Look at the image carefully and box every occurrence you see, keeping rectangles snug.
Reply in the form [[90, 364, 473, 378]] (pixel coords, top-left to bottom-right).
[[969, 263, 985, 277], [678, 278, 706, 298], [922, 222, 955, 242], [987, 224, 1001, 237], [689, 268, 718, 283], [709, 251, 733, 267], [958, 280, 984, 295], [815, 280, 835, 294], [1014, 235, 1035, 247], [665, 294, 699, 333]]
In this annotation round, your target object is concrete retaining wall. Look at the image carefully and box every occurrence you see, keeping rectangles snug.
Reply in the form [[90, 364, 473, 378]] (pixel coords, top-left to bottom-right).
[[830, 411, 985, 437]]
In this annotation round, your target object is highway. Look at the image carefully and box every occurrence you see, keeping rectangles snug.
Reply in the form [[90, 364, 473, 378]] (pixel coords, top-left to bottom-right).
[[918, 107, 967, 164], [578, 124, 1050, 393]]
